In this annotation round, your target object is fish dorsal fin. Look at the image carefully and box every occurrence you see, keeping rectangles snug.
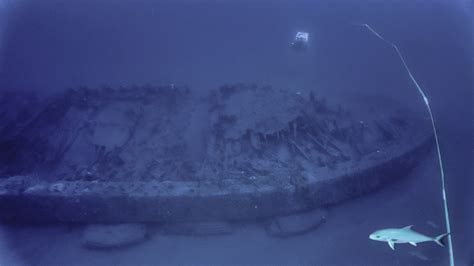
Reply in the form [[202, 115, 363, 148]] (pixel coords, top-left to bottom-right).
[[402, 225, 414, 231]]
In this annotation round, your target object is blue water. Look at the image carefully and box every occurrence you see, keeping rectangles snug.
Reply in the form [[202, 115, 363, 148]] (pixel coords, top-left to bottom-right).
[[0, 0, 472, 265]]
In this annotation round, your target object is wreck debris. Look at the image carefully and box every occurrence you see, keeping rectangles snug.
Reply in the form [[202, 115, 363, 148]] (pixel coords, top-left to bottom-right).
[[81, 223, 148, 249], [290, 140, 311, 161], [265, 208, 328, 237]]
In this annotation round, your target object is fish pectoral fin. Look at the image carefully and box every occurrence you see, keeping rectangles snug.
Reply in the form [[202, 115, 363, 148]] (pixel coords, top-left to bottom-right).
[[388, 241, 395, 250], [409, 242, 417, 246]]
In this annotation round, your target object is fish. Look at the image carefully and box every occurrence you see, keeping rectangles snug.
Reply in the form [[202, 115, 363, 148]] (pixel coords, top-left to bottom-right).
[[409, 250, 430, 261], [369, 225, 449, 250], [426, 220, 439, 229]]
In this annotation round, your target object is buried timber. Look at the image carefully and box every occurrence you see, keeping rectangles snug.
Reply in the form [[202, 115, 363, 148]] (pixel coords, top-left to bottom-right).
[[0, 84, 432, 222]]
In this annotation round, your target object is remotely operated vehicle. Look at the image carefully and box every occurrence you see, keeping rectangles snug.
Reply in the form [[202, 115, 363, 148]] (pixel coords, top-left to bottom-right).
[[291, 31, 309, 52]]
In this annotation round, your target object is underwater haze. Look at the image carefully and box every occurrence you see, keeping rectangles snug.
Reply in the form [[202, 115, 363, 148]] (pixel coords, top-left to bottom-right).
[[0, 0, 472, 265]]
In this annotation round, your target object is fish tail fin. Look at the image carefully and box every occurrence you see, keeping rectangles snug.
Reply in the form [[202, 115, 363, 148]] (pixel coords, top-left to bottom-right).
[[434, 233, 450, 247]]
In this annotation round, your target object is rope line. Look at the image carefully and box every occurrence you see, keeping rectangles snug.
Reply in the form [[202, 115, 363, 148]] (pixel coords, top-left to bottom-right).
[[356, 23, 455, 266]]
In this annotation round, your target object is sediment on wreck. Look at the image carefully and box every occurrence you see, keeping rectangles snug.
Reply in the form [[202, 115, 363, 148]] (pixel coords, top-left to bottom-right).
[[0, 84, 433, 222]]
